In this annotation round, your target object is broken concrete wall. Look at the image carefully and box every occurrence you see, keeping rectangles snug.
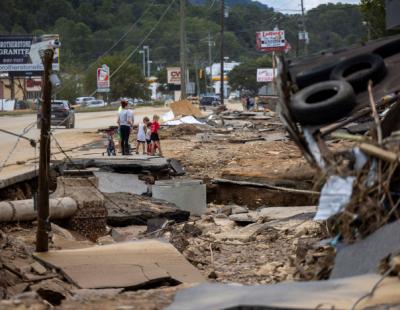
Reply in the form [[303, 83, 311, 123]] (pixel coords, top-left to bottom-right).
[[152, 180, 207, 216], [53, 175, 107, 241]]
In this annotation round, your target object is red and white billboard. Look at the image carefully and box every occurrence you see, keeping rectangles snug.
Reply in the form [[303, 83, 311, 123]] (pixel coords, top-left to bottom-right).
[[97, 64, 110, 92], [256, 30, 286, 53], [167, 67, 181, 85]]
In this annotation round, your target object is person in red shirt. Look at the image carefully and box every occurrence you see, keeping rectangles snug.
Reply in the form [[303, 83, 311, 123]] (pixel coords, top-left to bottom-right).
[[150, 114, 162, 156]]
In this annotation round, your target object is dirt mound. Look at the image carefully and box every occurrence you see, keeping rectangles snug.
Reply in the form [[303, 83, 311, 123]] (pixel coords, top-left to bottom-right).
[[161, 124, 203, 138]]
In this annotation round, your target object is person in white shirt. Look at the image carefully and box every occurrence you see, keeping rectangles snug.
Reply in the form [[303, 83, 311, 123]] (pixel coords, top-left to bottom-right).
[[117, 99, 133, 155], [136, 116, 149, 154]]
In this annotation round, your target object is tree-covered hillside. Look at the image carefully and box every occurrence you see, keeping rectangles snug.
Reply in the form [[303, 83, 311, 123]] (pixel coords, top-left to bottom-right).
[[0, 0, 366, 70]]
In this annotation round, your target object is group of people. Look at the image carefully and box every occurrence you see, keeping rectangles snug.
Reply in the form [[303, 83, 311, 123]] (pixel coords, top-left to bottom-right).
[[117, 99, 162, 156]]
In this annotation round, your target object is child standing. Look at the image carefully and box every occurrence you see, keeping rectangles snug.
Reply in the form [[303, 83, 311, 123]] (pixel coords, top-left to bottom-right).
[[136, 117, 149, 154], [145, 121, 152, 155], [150, 115, 162, 156]]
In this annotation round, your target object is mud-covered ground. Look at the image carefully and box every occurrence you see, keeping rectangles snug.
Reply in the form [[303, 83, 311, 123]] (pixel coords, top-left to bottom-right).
[[0, 107, 332, 309]]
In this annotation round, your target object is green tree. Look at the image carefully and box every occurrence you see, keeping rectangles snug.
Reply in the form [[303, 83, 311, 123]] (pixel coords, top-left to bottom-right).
[[83, 54, 150, 100], [228, 56, 272, 95], [56, 74, 82, 103], [360, 0, 386, 39]]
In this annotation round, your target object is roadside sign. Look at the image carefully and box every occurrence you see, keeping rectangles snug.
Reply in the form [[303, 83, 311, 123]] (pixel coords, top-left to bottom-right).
[[298, 31, 310, 44], [167, 67, 181, 85], [0, 34, 60, 76], [257, 68, 276, 82], [97, 64, 110, 93], [256, 30, 286, 52]]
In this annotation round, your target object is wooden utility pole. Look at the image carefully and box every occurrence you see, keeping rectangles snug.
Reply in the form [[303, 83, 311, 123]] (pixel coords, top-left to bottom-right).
[[208, 32, 213, 92], [180, 0, 187, 99], [194, 56, 200, 98], [10, 76, 15, 100], [220, 0, 225, 105], [36, 49, 54, 252]]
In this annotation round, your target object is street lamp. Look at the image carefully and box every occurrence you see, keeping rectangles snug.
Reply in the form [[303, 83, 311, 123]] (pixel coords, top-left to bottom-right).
[[143, 45, 150, 78], [139, 50, 146, 76], [148, 60, 153, 77]]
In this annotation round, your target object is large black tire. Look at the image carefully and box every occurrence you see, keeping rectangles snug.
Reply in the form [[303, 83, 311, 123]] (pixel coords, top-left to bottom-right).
[[373, 38, 400, 59], [295, 61, 337, 89], [290, 80, 356, 126], [330, 53, 387, 93]]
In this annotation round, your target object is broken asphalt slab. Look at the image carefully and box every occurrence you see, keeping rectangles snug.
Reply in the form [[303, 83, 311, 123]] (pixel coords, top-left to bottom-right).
[[33, 240, 205, 289], [104, 192, 189, 226], [0, 166, 38, 189], [330, 220, 400, 279], [56, 156, 170, 173], [166, 274, 400, 310]]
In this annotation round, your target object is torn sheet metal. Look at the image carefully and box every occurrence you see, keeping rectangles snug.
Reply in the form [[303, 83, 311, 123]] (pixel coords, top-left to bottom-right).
[[164, 116, 205, 126], [162, 110, 175, 122], [303, 129, 326, 170], [314, 176, 356, 221], [353, 147, 368, 172]]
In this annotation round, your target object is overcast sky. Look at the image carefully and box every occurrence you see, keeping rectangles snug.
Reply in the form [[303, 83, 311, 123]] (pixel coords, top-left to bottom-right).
[[258, 0, 360, 12]]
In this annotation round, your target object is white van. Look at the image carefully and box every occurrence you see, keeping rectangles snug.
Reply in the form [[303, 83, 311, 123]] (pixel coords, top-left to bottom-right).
[[75, 97, 95, 106]]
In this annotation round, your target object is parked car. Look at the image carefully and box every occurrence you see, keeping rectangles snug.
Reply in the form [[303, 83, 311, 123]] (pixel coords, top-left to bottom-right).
[[75, 96, 95, 106], [200, 95, 221, 106], [85, 99, 106, 108], [37, 100, 75, 129], [126, 98, 144, 106]]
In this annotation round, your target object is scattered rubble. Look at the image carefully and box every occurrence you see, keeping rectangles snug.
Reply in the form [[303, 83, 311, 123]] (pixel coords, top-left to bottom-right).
[[104, 192, 189, 226], [3, 37, 400, 308]]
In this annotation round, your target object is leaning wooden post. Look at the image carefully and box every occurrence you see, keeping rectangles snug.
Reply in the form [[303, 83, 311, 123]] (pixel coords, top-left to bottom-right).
[[36, 48, 54, 252]]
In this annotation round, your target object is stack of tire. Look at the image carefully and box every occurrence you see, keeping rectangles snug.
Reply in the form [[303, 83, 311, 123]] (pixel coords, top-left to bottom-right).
[[290, 38, 400, 126]]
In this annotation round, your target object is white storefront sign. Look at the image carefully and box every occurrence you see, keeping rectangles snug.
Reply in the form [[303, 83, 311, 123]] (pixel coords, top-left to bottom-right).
[[257, 68, 276, 82]]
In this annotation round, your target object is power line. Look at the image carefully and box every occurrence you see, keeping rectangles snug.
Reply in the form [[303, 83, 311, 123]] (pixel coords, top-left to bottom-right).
[[54, 1, 157, 97], [99, 1, 156, 58], [88, 0, 177, 96]]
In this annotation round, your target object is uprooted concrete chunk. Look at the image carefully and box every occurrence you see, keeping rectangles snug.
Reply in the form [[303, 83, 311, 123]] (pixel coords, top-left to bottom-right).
[[34, 240, 205, 289], [30, 279, 72, 306], [94, 172, 148, 195], [104, 192, 190, 227], [152, 179, 207, 216]]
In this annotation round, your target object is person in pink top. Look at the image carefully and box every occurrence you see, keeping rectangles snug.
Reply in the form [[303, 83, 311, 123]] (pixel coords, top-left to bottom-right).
[[150, 115, 162, 156]]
